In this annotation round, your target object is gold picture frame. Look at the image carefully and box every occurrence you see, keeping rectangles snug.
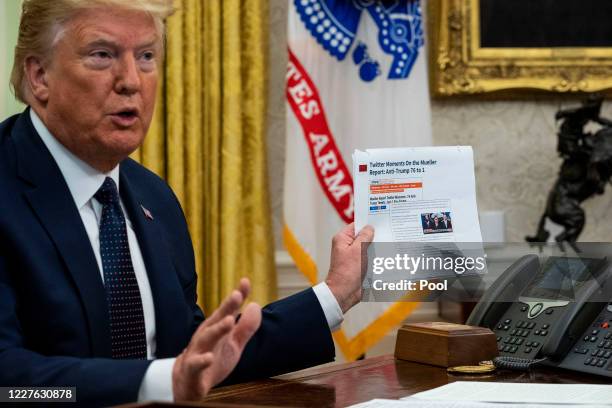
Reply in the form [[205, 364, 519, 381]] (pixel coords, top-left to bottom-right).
[[429, 0, 612, 97]]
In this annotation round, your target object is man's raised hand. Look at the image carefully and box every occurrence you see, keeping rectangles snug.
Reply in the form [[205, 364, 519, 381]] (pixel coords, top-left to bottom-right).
[[172, 278, 262, 401]]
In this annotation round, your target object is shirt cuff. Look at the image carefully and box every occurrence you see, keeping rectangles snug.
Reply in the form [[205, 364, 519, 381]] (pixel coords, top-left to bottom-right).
[[138, 358, 175, 402], [312, 282, 344, 332]]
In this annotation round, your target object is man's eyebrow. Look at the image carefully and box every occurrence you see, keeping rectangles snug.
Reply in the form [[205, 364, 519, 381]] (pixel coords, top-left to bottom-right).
[[83, 37, 160, 49], [136, 39, 161, 50], [83, 38, 118, 48]]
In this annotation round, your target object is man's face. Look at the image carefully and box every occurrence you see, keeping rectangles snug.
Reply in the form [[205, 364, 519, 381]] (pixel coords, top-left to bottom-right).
[[41, 8, 160, 171]]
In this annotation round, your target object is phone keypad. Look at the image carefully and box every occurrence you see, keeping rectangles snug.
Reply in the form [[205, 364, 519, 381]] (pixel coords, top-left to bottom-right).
[[494, 304, 553, 357], [584, 357, 608, 367], [568, 306, 612, 375], [495, 302, 612, 378]]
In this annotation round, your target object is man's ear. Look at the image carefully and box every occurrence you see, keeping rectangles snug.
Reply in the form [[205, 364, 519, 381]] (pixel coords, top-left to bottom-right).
[[24, 56, 50, 103]]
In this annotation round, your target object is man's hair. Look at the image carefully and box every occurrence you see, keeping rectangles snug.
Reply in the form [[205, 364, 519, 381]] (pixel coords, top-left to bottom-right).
[[10, 0, 175, 104]]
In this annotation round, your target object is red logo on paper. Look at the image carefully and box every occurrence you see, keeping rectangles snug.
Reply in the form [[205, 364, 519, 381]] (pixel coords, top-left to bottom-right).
[[286, 48, 354, 223], [359, 164, 367, 173]]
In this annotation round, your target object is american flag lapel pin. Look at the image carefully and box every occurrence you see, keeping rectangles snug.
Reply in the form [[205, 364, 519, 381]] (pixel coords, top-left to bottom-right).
[[141, 205, 154, 220]]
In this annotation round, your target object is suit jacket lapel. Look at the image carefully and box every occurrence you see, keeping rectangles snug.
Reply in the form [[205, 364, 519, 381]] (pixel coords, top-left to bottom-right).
[[119, 168, 185, 358], [12, 110, 111, 357]]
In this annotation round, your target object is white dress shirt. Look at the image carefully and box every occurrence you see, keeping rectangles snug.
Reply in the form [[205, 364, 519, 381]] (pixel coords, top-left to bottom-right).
[[30, 109, 343, 401]]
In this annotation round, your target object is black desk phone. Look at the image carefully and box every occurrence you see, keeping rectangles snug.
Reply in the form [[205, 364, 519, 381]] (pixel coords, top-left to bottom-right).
[[467, 254, 612, 377]]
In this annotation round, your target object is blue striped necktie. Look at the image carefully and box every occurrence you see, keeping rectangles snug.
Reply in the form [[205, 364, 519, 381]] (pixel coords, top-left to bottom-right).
[[94, 177, 147, 359]]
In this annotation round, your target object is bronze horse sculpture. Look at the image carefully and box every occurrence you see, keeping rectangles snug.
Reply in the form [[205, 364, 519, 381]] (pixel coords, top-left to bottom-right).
[[526, 96, 612, 244]]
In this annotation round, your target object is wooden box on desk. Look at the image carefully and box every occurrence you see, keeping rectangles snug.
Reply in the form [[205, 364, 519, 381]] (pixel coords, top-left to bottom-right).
[[394, 322, 498, 367]]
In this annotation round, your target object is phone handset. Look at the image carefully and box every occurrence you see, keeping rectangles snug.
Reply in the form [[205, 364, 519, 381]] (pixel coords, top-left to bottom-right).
[[540, 277, 610, 360], [467, 255, 551, 371], [466, 254, 540, 328]]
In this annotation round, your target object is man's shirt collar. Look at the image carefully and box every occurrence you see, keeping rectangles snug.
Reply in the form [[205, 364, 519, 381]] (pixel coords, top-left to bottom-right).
[[30, 109, 120, 210]]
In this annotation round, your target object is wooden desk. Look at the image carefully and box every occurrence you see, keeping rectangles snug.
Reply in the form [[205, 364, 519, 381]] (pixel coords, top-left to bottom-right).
[[123, 355, 610, 408]]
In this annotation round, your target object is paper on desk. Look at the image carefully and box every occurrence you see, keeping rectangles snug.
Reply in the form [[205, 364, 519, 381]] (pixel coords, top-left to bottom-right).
[[404, 381, 612, 405], [353, 147, 482, 242], [349, 398, 610, 408]]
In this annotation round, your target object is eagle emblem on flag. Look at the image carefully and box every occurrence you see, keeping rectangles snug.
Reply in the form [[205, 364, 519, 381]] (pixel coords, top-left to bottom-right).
[[294, 0, 424, 82]]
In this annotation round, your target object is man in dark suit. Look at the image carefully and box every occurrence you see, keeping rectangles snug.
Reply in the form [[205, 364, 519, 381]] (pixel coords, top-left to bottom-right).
[[0, 1, 373, 406], [441, 213, 452, 230], [421, 213, 432, 230]]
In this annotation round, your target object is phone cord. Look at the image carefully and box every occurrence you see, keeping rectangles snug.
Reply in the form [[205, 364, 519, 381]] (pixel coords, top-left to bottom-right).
[[493, 356, 548, 371]]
